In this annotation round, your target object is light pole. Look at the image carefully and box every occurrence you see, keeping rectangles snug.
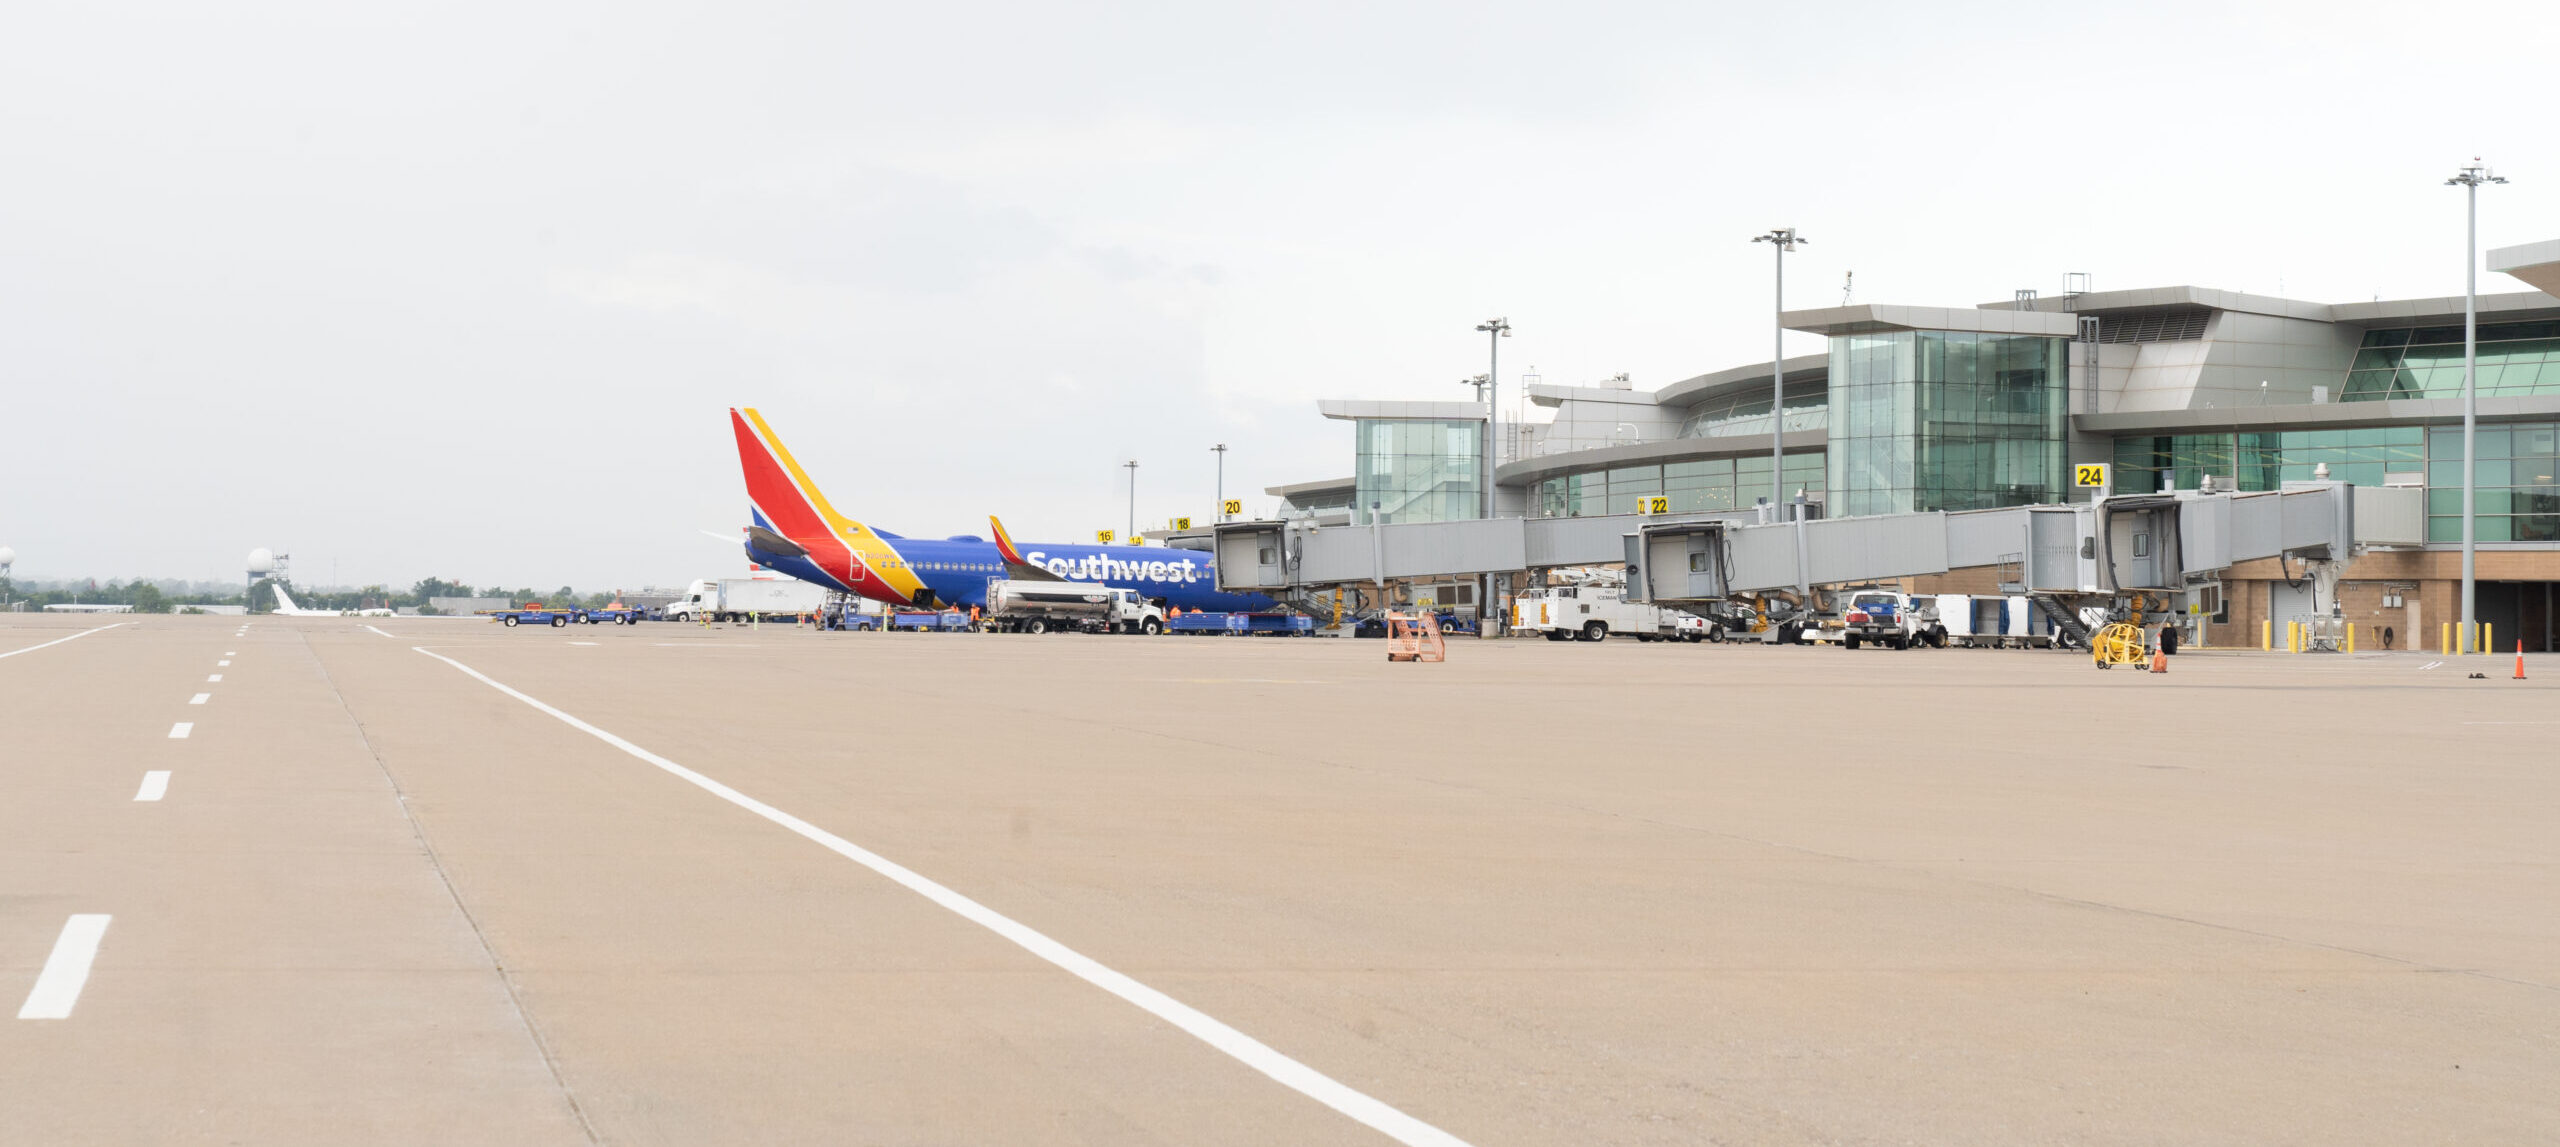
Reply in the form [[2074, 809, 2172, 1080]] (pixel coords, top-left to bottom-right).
[[1473, 320, 1510, 637], [1473, 319, 1510, 521], [1123, 460, 1139, 541], [1752, 228, 1808, 513], [1211, 443, 1228, 522], [1459, 373, 1489, 403], [2448, 161, 2506, 653]]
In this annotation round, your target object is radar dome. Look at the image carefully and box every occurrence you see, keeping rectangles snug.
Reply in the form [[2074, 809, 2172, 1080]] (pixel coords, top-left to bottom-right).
[[0, 546, 15, 568], [247, 547, 275, 576]]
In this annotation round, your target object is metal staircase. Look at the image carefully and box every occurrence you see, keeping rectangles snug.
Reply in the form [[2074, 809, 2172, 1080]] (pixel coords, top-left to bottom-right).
[[2030, 594, 2092, 648]]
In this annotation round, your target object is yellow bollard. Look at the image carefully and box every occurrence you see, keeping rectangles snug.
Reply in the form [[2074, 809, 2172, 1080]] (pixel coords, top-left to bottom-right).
[[2484, 623, 2493, 657], [2262, 619, 2271, 651], [2346, 623, 2355, 654]]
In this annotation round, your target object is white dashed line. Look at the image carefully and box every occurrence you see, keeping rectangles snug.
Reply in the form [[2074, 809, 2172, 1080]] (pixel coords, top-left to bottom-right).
[[17, 915, 112, 1020], [134, 772, 170, 801], [206, 674, 222, 683], [363, 625, 397, 638], [219, 659, 232, 666], [188, 693, 210, 705], [0, 623, 127, 661], [168, 723, 192, 739], [568, 641, 599, 646], [415, 645, 1475, 1147]]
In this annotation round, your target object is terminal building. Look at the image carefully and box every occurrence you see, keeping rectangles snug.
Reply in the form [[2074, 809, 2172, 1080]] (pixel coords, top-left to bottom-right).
[[1267, 240, 2560, 650]]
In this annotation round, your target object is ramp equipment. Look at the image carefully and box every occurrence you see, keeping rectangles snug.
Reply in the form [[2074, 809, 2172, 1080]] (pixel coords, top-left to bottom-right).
[[2090, 622, 2148, 669], [1384, 612, 1445, 662]]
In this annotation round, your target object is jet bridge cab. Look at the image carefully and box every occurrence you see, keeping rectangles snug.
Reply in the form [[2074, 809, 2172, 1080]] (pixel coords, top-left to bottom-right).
[[1622, 520, 1729, 607]]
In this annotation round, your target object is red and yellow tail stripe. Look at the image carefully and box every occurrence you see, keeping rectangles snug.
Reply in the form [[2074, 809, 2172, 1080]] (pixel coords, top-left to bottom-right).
[[730, 408, 927, 604]]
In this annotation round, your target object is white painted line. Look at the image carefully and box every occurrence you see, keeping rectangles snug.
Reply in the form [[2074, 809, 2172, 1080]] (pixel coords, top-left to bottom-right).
[[363, 625, 397, 638], [414, 646, 1472, 1147], [0, 623, 128, 661], [17, 915, 112, 1019], [219, 659, 232, 666], [134, 771, 170, 801], [168, 723, 192, 739], [568, 641, 599, 646], [206, 674, 222, 682], [188, 693, 210, 705]]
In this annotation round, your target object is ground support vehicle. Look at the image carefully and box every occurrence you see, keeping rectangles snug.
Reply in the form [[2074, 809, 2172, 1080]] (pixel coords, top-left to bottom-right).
[[661, 577, 831, 623], [1834, 589, 1947, 650], [819, 595, 891, 631], [888, 610, 973, 632], [1170, 611, 1316, 636], [1932, 594, 2053, 649], [484, 605, 585, 628], [984, 581, 1165, 635], [580, 608, 648, 625], [1513, 580, 1693, 643]]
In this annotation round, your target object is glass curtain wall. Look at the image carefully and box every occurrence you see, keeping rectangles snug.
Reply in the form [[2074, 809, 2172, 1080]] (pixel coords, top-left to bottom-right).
[[2343, 321, 2560, 401], [2110, 427, 2423, 495], [2109, 423, 2560, 542], [1533, 453, 1824, 517], [1676, 382, 1828, 439], [1354, 419, 1482, 525], [1827, 331, 2067, 516]]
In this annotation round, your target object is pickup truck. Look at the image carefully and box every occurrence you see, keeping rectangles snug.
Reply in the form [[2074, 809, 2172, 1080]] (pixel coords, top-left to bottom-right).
[[1839, 589, 1947, 650]]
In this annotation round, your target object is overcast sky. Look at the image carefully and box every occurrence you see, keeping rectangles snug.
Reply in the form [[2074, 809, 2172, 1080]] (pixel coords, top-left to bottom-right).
[[4, 1, 2554, 589]]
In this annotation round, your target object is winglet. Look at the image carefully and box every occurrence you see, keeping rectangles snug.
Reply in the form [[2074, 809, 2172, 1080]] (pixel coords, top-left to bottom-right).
[[990, 515, 1027, 564], [989, 515, 1065, 582]]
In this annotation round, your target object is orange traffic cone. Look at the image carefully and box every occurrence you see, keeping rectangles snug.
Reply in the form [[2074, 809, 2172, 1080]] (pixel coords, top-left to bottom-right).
[[2150, 647, 2168, 674], [2516, 639, 2528, 681]]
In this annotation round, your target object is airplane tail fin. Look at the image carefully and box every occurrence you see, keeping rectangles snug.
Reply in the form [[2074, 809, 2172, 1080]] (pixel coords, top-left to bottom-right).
[[270, 582, 299, 612], [731, 407, 861, 541]]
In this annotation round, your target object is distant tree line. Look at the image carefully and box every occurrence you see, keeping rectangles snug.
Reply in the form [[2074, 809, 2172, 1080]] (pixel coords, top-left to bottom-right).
[[5, 575, 634, 615]]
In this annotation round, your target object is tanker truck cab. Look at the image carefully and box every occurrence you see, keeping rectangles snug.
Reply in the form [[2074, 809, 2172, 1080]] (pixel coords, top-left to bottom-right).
[[1106, 588, 1167, 635]]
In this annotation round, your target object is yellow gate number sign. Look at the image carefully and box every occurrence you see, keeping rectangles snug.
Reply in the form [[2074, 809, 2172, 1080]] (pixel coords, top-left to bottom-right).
[[2074, 463, 2110, 489], [1637, 495, 1669, 515], [1172, 517, 1192, 530], [1222, 499, 1243, 516], [1096, 530, 1114, 544]]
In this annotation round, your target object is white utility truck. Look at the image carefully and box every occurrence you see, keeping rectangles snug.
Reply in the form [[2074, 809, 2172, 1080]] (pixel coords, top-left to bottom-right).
[[661, 577, 830, 623], [1513, 574, 1704, 642], [984, 580, 1166, 635]]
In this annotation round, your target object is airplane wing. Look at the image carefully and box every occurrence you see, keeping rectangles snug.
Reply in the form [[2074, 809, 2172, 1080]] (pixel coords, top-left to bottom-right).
[[989, 515, 1066, 582]]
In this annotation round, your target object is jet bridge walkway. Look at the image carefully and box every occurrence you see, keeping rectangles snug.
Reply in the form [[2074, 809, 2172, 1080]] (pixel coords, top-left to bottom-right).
[[1213, 483, 2423, 616]]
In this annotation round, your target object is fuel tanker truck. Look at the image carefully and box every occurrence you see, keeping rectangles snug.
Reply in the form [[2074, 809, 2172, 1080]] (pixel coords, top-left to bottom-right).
[[983, 580, 1167, 635]]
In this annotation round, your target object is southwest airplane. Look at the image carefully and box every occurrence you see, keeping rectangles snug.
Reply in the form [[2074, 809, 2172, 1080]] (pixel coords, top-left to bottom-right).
[[729, 407, 1277, 613]]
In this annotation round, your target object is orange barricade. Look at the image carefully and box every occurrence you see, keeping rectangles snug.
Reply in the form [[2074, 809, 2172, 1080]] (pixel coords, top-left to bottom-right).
[[1385, 611, 1446, 663]]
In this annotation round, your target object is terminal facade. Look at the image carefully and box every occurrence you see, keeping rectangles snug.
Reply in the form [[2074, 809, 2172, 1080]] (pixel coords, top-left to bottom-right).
[[1270, 242, 2560, 650]]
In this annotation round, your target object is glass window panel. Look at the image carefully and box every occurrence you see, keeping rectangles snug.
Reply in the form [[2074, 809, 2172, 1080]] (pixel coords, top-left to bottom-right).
[[2517, 515, 2560, 542], [2366, 328, 2412, 347], [2479, 516, 2515, 542], [2477, 460, 2511, 486], [2428, 516, 2459, 542]]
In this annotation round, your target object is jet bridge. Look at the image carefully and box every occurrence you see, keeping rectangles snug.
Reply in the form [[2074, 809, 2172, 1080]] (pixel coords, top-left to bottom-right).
[[1623, 482, 2412, 608], [1216, 482, 2418, 623]]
